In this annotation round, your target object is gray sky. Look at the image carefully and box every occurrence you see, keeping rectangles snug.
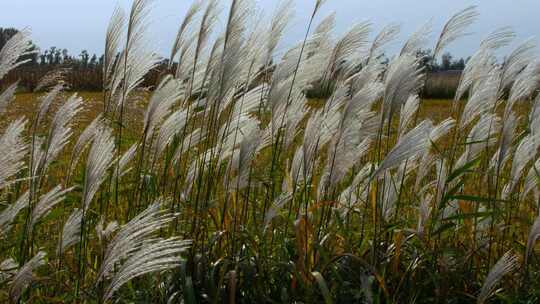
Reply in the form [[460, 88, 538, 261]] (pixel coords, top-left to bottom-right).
[[1, 0, 538, 60]]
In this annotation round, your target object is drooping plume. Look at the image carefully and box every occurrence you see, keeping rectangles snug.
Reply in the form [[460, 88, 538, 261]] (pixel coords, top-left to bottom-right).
[[433, 6, 478, 58], [0, 29, 36, 80]]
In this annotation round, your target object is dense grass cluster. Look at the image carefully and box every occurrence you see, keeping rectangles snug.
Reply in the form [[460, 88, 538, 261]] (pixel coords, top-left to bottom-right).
[[1, 0, 540, 302]]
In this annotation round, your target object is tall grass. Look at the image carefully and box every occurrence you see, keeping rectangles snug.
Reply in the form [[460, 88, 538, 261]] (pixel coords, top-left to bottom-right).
[[1, 1, 540, 303]]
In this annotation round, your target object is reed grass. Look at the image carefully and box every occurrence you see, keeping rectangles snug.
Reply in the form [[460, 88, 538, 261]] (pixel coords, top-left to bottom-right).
[[1, 1, 540, 303]]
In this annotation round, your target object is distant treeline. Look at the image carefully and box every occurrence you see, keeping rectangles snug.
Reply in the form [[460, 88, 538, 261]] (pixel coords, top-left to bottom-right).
[[0, 27, 465, 98], [2, 62, 166, 92]]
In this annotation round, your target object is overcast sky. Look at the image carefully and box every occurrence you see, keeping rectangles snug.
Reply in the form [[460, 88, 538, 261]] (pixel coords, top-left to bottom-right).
[[1, 0, 538, 59]]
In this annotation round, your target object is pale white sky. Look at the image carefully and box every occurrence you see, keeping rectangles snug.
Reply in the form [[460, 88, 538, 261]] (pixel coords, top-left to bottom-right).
[[1, 0, 538, 59]]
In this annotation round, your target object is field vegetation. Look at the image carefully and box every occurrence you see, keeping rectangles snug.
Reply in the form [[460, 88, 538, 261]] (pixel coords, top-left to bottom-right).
[[1, 0, 540, 303]]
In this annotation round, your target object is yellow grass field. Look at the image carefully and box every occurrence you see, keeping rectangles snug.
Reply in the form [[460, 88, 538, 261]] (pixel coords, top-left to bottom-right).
[[9, 92, 455, 125]]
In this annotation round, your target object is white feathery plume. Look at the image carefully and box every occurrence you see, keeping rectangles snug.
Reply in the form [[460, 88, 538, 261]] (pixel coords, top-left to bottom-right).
[[8, 251, 46, 303], [0, 28, 36, 80], [416, 194, 433, 237], [529, 94, 540, 137], [307, 12, 334, 54], [372, 120, 433, 180], [220, 119, 260, 166], [512, 133, 540, 181], [367, 23, 400, 64], [400, 21, 432, 56], [264, 192, 293, 230], [338, 163, 373, 213], [197, 0, 220, 55], [318, 86, 350, 140], [274, 12, 330, 77], [350, 163, 374, 192], [31, 137, 45, 178], [226, 126, 262, 190], [152, 109, 187, 162], [264, 0, 294, 66], [143, 75, 184, 138], [109, 52, 126, 102], [175, 33, 198, 81], [494, 112, 518, 173], [125, 0, 155, 56], [398, 153, 420, 181], [96, 216, 119, 244], [479, 26, 515, 50], [237, 17, 269, 86], [290, 146, 309, 185], [380, 171, 399, 221], [83, 127, 116, 211], [184, 148, 215, 194], [229, 123, 263, 169], [320, 137, 371, 197], [414, 152, 436, 191], [525, 215, 540, 266], [36, 84, 64, 126], [30, 185, 74, 227], [33, 68, 70, 93], [169, 0, 203, 66], [219, 114, 259, 157], [264, 77, 290, 113], [242, 23, 268, 78], [210, 0, 253, 101], [35, 94, 83, 177], [503, 134, 539, 198], [113, 143, 138, 181], [0, 118, 27, 189], [173, 128, 205, 164], [57, 208, 83, 254], [192, 36, 224, 96], [300, 108, 334, 172], [104, 5, 126, 89], [216, 86, 239, 118], [477, 251, 518, 304], [232, 84, 267, 118], [455, 49, 496, 102], [117, 50, 160, 107], [96, 199, 179, 282], [324, 21, 372, 83], [347, 59, 384, 96], [383, 53, 424, 122], [0, 81, 18, 114], [0, 191, 29, 236], [501, 39, 537, 91], [398, 95, 420, 138], [522, 157, 540, 201], [69, 114, 104, 176], [433, 6, 478, 58], [451, 27, 510, 101], [430, 117, 455, 143], [506, 60, 540, 118], [275, 13, 334, 89], [181, 0, 220, 88], [459, 66, 500, 129], [276, 92, 309, 149], [323, 84, 381, 190], [115, 0, 160, 106], [435, 158, 449, 203], [342, 82, 384, 127], [456, 114, 500, 168], [102, 237, 191, 301]]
